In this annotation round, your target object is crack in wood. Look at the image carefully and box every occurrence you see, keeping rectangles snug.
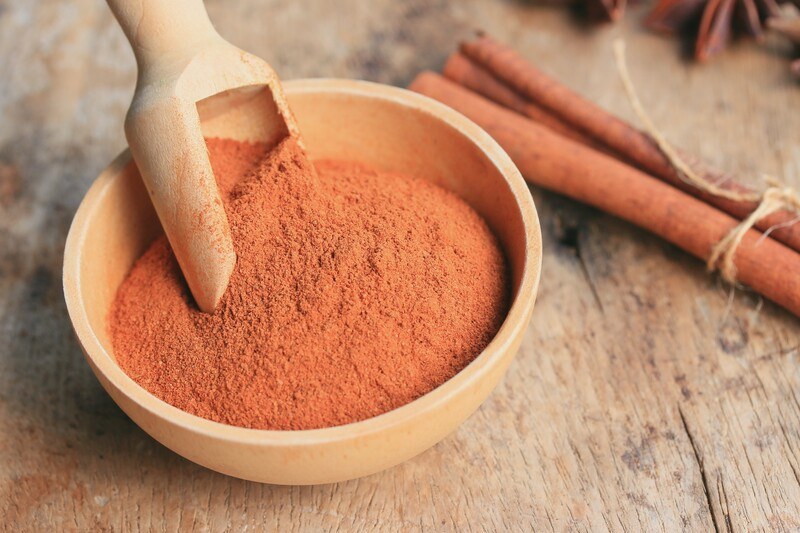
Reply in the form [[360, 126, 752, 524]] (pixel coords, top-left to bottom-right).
[[555, 217, 603, 312], [575, 238, 604, 313], [717, 475, 733, 533], [678, 406, 724, 533], [778, 422, 800, 490]]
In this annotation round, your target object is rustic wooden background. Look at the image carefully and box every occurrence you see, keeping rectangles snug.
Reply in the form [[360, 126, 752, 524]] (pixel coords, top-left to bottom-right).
[[2, 0, 800, 530]]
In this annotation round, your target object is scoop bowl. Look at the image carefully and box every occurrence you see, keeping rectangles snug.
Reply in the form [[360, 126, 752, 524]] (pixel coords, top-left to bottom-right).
[[63, 79, 542, 485]]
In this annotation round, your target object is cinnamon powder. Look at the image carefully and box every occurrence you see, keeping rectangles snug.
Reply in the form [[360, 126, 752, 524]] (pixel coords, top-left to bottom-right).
[[110, 138, 509, 430]]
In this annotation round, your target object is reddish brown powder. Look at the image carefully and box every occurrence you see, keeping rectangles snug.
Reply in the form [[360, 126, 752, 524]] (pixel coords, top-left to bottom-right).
[[110, 138, 509, 430]]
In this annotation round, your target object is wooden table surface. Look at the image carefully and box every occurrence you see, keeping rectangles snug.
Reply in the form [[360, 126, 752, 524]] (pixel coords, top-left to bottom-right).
[[2, 0, 800, 530]]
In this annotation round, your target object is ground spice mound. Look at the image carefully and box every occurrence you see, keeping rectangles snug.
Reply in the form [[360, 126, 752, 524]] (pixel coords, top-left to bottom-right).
[[110, 138, 509, 430]]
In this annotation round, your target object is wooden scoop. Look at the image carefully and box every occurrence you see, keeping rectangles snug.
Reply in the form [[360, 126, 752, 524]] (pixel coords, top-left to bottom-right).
[[107, 0, 299, 312]]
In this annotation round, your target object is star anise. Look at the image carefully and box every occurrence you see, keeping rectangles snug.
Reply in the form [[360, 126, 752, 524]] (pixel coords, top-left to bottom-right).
[[768, 16, 800, 76], [646, 0, 800, 61]]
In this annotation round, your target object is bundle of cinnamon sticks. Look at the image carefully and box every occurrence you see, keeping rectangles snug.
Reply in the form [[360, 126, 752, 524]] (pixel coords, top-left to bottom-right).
[[409, 35, 800, 317]]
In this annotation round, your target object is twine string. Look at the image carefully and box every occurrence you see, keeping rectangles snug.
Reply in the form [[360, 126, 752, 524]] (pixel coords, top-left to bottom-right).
[[612, 38, 800, 284]]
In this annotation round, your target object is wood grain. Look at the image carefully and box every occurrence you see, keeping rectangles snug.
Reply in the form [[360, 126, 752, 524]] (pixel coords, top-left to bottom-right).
[[1, 0, 799, 530]]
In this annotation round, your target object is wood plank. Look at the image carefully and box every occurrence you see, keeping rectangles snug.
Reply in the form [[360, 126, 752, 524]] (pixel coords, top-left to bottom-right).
[[1, 0, 798, 530]]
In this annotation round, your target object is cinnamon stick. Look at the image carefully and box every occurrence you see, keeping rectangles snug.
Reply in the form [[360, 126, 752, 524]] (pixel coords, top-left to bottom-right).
[[443, 53, 602, 149], [409, 72, 800, 317], [457, 35, 800, 254]]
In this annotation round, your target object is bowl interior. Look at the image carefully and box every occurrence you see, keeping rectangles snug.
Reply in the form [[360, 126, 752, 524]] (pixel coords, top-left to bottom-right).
[[76, 79, 531, 393]]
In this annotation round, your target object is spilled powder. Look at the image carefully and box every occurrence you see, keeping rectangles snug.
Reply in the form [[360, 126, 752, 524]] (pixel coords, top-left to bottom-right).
[[110, 138, 509, 430]]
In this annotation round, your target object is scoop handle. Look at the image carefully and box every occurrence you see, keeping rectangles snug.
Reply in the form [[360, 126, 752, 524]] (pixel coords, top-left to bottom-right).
[[106, 0, 219, 67], [107, 0, 237, 313]]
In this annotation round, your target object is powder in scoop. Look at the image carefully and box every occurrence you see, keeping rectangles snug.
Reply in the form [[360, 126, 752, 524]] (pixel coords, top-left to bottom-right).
[[110, 138, 509, 430]]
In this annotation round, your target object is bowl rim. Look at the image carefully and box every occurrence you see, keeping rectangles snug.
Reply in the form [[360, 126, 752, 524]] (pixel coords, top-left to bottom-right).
[[63, 78, 542, 446]]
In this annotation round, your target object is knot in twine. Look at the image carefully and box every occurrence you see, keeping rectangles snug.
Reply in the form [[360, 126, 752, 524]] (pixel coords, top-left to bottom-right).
[[707, 180, 800, 283], [613, 38, 800, 285]]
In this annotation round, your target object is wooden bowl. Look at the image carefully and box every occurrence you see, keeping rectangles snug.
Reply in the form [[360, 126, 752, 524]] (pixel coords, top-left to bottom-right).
[[63, 79, 542, 485]]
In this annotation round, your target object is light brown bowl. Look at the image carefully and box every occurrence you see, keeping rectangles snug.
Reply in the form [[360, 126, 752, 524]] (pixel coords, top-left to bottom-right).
[[63, 79, 542, 485]]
